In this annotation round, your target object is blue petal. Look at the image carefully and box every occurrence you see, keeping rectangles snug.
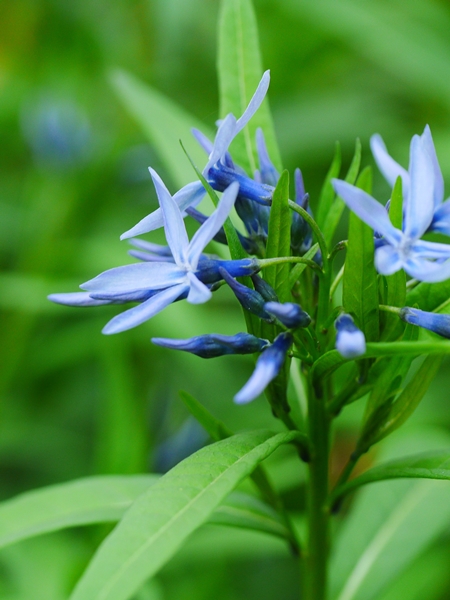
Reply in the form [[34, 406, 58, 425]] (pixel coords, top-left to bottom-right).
[[102, 283, 188, 334], [186, 272, 212, 304], [188, 182, 239, 267], [335, 314, 366, 359], [149, 168, 190, 266], [370, 134, 409, 196], [235, 71, 270, 134], [421, 125, 444, 208], [430, 198, 450, 235], [412, 239, 450, 260], [404, 134, 435, 239], [374, 245, 403, 275], [403, 256, 450, 282], [332, 179, 401, 244], [203, 113, 237, 175], [191, 128, 213, 155], [256, 128, 279, 186], [81, 262, 186, 293], [128, 239, 172, 256], [48, 292, 111, 307], [120, 181, 205, 240]]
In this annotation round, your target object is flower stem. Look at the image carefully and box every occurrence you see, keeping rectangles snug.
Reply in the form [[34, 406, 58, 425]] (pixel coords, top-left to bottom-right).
[[303, 387, 330, 600]]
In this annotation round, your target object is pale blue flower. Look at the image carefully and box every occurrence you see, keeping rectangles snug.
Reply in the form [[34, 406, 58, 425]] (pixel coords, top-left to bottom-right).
[[335, 314, 366, 359], [399, 307, 450, 339], [49, 173, 258, 334], [333, 129, 450, 282], [234, 332, 293, 404], [121, 71, 271, 240]]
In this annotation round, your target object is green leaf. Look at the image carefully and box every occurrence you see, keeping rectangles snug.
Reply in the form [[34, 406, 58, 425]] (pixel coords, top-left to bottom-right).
[[70, 430, 299, 600], [209, 491, 290, 540], [288, 242, 319, 288], [379, 177, 406, 340], [110, 69, 212, 189], [264, 170, 291, 302], [217, 0, 282, 173], [0, 475, 158, 550], [322, 138, 361, 244], [342, 167, 379, 342], [179, 390, 232, 441], [332, 447, 450, 506], [406, 277, 450, 313], [330, 428, 450, 600], [316, 142, 341, 229]]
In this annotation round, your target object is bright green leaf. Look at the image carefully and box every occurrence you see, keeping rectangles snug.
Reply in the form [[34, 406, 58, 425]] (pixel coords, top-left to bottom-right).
[[316, 142, 341, 229], [218, 0, 282, 173], [342, 167, 379, 342], [70, 430, 299, 600]]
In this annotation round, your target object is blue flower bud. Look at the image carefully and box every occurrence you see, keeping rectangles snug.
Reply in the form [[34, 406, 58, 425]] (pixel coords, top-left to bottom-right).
[[264, 302, 311, 329], [219, 267, 273, 321], [291, 169, 313, 253], [195, 258, 260, 284], [235, 196, 270, 239], [208, 162, 273, 206], [399, 307, 450, 338], [335, 314, 366, 358], [251, 274, 278, 302], [255, 128, 280, 187], [151, 333, 269, 358], [234, 332, 293, 404]]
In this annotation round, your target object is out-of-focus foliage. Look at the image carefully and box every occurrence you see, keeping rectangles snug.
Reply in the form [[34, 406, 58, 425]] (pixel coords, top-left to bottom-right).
[[2, 0, 450, 598]]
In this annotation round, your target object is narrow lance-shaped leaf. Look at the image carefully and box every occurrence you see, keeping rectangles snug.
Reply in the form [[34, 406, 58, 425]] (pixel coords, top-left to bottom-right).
[[316, 142, 341, 229], [322, 138, 361, 244], [331, 446, 450, 507], [110, 70, 212, 189], [342, 166, 379, 342], [70, 430, 299, 600], [218, 0, 282, 173], [264, 170, 291, 302]]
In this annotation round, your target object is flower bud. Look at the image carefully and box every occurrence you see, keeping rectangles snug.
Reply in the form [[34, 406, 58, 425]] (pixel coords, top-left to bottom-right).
[[151, 333, 269, 358], [335, 314, 366, 358], [400, 307, 450, 338], [219, 267, 273, 321], [264, 302, 311, 329]]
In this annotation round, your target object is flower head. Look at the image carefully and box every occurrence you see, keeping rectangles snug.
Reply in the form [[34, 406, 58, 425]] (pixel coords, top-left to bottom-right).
[[49, 174, 260, 334], [333, 126, 450, 282]]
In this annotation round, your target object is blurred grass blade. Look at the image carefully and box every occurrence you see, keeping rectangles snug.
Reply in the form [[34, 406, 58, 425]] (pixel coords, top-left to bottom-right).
[[264, 170, 291, 302], [332, 447, 450, 506], [342, 167, 379, 342], [218, 0, 282, 173], [70, 430, 299, 600], [0, 476, 158, 550], [179, 390, 232, 440], [110, 69, 213, 188], [322, 139, 361, 244]]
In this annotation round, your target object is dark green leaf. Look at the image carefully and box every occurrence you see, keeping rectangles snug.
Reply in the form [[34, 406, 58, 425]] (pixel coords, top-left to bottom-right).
[[264, 170, 291, 302], [218, 0, 282, 173], [316, 142, 341, 229], [288, 243, 319, 288], [70, 430, 299, 600], [342, 167, 379, 342]]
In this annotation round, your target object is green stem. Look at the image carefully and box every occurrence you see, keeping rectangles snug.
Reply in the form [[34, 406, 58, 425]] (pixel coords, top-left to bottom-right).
[[304, 388, 330, 600], [288, 201, 329, 270], [258, 256, 323, 274]]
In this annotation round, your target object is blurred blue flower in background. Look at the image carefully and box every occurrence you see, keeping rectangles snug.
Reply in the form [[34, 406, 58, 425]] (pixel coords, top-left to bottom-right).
[[335, 314, 366, 359]]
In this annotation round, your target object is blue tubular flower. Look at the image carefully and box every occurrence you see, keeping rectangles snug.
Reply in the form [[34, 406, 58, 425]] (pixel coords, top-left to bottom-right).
[[255, 128, 279, 187], [399, 307, 450, 339], [264, 302, 311, 329], [121, 72, 272, 240], [219, 267, 273, 321], [234, 332, 293, 404], [151, 333, 269, 358], [251, 274, 278, 302], [50, 174, 242, 334], [335, 314, 366, 359], [291, 168, 312, 253], [332, 130, 450, 282]]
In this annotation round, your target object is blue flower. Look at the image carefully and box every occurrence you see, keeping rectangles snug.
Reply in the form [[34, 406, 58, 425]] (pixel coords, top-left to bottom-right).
[[399, 307, 450, 339], [335, 314, 366, 359], [151, 333, 269, 358], [234, 332, 293, 404], [264, 302, 311, 329], [371, 125, 450, 235], [219, 267, 274, 322], [49, 174, 259, 334], [333, 129, 450, 282], [121, 72, 272, 240]]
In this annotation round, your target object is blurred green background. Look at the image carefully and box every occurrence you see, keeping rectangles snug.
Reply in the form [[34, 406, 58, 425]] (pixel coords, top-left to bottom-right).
[[2, 0, 450, 598]]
